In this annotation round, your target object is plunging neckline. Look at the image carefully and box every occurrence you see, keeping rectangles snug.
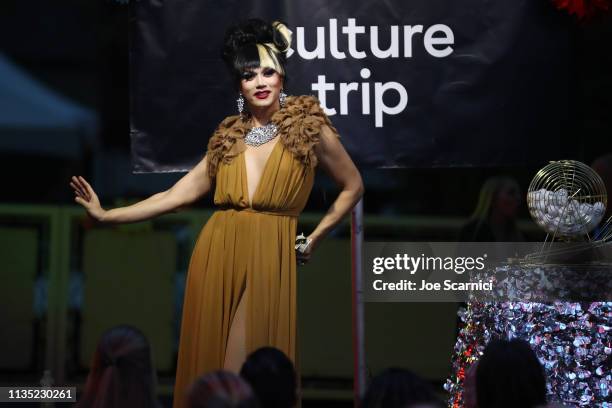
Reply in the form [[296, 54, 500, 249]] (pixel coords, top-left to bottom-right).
[[242, 137, 282, 208]]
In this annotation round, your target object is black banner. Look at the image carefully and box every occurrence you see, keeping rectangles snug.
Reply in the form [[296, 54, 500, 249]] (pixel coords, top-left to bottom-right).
[[130, 0, 574, 172]]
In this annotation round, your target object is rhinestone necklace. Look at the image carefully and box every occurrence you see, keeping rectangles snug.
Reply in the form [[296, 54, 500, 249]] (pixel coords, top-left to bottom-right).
[[244, 122, 278, 147]]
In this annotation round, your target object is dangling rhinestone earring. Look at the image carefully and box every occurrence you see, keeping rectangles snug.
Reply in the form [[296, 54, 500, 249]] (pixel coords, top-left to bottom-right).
[[279, 89, 287, 108], [237, 93, 245, 115]]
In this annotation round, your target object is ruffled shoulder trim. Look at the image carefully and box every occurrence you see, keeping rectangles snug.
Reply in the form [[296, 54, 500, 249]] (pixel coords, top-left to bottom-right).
[[206, 94, 338, 178], [206, 114, 249, 179], [271, 95, 339, 168]]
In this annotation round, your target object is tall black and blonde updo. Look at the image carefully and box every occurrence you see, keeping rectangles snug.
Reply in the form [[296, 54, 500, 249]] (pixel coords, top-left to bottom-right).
[[221, 18, 292, 87]]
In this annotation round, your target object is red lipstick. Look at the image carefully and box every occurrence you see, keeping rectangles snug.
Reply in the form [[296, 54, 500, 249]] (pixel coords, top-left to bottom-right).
[[254, 90, 271, 99]]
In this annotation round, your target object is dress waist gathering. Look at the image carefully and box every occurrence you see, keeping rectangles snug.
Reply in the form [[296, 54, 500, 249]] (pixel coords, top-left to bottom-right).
[[215, 205, 300, 218]]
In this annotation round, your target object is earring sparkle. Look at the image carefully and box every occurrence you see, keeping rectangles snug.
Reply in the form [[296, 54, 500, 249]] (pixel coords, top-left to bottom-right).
[[279, 89, 287, 108], [237, 94, 245, 114]]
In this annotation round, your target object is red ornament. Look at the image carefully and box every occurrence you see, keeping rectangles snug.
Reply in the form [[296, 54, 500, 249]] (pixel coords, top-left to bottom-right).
[[552, 0, 611, 20], [453, 391, 463, 408]]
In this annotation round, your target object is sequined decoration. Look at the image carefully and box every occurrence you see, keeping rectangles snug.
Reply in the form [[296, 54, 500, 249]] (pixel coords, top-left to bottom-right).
[[445, 294, 612, 407], [244, 123, 278, 147]]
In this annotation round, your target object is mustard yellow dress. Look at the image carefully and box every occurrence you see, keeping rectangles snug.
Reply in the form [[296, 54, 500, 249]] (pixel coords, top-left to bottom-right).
[[172, 95, 338, 407]]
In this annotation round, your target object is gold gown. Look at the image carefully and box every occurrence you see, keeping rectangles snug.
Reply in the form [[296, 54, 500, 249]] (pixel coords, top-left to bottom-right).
[[173, 95, 338, 407]]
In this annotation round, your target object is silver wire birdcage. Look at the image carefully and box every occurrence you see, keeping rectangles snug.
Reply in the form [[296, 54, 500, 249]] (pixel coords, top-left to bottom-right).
[[527, 160, 607, 241]]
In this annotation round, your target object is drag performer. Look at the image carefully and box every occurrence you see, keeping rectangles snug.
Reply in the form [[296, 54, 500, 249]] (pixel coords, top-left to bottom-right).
[[70, 18, 364, 407]]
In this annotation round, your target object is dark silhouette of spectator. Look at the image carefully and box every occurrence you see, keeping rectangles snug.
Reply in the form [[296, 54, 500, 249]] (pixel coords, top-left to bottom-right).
[[458, 176, 524, 242], [476, 339, 547, 408], [240, 347, 297, 408], [76, 325, 162, 408], [187, 370, 258, 408], [361, 367, 443, 408]]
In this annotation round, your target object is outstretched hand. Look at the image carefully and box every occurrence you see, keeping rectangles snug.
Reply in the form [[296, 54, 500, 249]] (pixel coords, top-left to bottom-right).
[[70, 176, 106, 222]]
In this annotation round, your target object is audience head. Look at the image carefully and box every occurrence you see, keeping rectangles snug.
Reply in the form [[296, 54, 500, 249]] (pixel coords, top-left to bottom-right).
[[187, 370, 258, 408], [240, 347, 297, 408], [475, 338, 547, 408], [472, 176, 521, 222], [361, 367, 443, 408], [77, 325, 159, 408]]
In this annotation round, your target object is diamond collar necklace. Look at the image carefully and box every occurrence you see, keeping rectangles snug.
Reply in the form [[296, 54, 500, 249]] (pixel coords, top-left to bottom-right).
[[244, 120, 278, 147]]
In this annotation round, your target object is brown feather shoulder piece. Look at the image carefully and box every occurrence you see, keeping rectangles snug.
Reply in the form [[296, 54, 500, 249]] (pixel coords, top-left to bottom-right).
[[206, 95, 339, 178]]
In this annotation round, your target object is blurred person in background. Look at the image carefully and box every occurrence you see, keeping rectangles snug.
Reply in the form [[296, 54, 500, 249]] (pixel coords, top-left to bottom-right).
[[76, 325, 162, 408], [361, 367, 444, 408], [475, 339, 547, 408], [240, 346, 297, 408], [458, 176, 524, 242], [186, 370, 259, 408]]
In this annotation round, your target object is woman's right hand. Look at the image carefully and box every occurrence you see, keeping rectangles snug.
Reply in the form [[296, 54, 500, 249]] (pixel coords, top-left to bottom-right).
[[70, 176, 106, 222]]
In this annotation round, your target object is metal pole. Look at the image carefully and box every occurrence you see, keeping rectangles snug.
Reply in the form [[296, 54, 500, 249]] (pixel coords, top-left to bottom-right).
[[351, 197, 365, 406]]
